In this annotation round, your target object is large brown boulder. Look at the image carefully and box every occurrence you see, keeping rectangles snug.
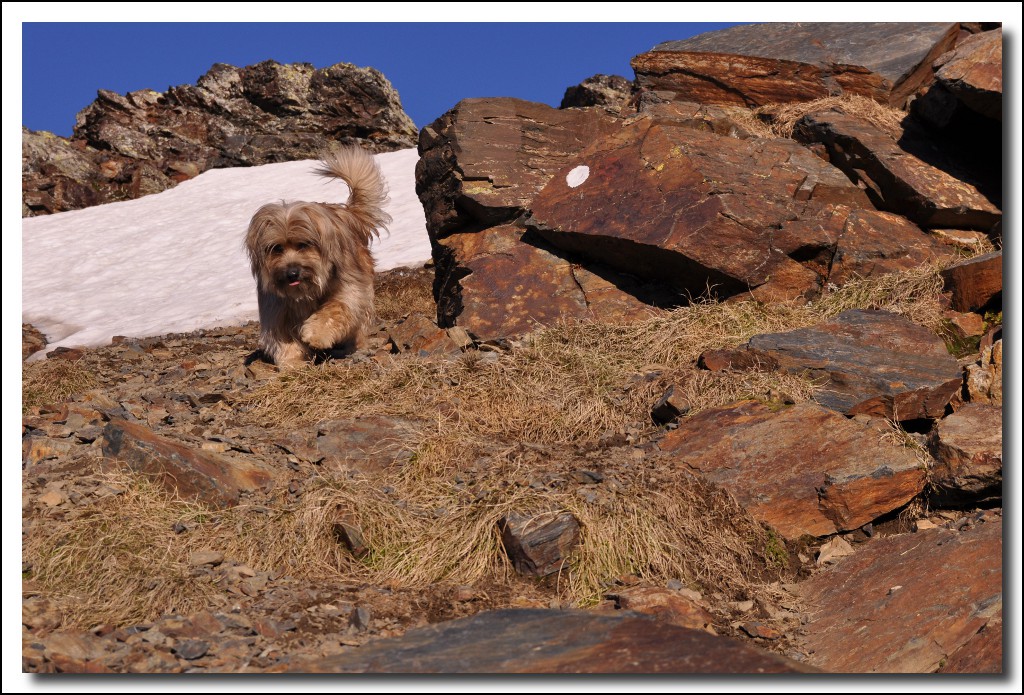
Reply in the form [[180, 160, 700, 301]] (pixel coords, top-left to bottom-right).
[[526, 118, 870, 303], [644, 22, 960, 108], [658, 401, 926, 539], [796, 514, 1002, 673], [940, 251, 1002, 313], [23, 60, 417, 216], [795, 111, 1001, 232], [742, 309, 963, 421], [915, 27, 1003, 127]]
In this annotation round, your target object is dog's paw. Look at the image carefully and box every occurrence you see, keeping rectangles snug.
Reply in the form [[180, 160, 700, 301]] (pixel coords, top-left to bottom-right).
[[267, 340, 309, 368], [299, 316, 339, 349]]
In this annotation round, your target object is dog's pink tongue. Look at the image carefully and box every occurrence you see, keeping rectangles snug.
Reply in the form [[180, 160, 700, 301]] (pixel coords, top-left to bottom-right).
[[289, 280, 301, 286]]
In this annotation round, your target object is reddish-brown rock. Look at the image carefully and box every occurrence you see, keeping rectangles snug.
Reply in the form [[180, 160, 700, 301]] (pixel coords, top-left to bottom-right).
[[527, 118, 869, 302], [930, 28, 1003, 123], [650, 22, 960, 107], [966, 339, 1003, 405], [498, 511, 581, 578], [795, 111, 1001, 231], [745, 309, 963, 421], [280, 608, 813, 673], [928, 403, 1002, 504], [434, 224, 662, 339], [773, 205, 951, 287], [601, 587, 716, 632], [938, 622, 1003, 674], [386, 313, 463, 355], [658, 401, 926, 539], [796, 516, 1002, 673], [100, 419, 275, 507], [940, 251, 1002, 313], [416, 98, 622, 238], [632, 50, 888, 108]]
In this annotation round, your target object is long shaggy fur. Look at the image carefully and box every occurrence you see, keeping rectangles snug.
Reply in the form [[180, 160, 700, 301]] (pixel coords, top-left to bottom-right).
[[245, 146, 391, 367]]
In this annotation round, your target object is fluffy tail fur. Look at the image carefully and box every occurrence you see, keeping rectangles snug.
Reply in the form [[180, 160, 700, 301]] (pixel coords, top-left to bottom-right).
[[316, 146, 392, 244]]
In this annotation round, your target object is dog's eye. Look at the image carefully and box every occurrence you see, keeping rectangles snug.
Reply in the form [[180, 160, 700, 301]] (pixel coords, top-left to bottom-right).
[[296, 242, 310, 251], [270, 244, 284, 255]]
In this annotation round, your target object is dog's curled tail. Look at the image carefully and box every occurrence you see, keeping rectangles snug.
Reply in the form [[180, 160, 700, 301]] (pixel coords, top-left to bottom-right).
[[316, 146, 391, 243]]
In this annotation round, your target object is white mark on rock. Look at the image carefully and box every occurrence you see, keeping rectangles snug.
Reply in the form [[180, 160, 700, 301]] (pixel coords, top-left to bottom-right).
[[566, 165, 590, 189]]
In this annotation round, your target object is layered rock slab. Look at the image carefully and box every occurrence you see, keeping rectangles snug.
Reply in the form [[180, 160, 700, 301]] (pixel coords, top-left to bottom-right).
[[645, 22, 960, 107], [796, 515, 1002, 673], [281, 609, 813, 673], [743, 309, 962, 420], [795, 111, 1001, 231], [100, 419, 275, 508], [657, 401, 925, 539], [526, 118, 870, 303]]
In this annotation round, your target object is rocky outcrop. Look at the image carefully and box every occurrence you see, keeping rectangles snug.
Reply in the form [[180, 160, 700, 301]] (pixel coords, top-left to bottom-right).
[[417, 95, 958, 339], [796, 512, 1002, 673], [645, 22, 960, 108], [740, 310, 963, 421], [560, 74, 633, 111], [657, 401, 926, 539], [282, 609, 814, 673], [965, 338, 1002, 405], [23, 60, 417, 216]]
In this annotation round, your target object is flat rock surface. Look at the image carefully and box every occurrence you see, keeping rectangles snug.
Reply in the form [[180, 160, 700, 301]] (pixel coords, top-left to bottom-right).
[[280, 608, 814, 673], [100, 419, 276, 508], [795, 111, 1001, 231], [527, 118, 869, 302], [796, 513, 1002, 673], [434, 225, 661, 339], [652, 22, 959, 106], [658, 401, 925, 539], [745, 309, 963, 420]]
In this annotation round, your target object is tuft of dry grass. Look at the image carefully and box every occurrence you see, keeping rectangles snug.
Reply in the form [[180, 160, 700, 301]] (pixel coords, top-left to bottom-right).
[[755, 94, 908, 140], [373, 265, 437, 323], [22, 358, 97, 411]]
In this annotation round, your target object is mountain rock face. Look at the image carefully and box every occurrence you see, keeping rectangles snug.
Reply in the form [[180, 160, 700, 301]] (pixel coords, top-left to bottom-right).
[[416, 23, 998, 342], [23, 60, 417, 216]]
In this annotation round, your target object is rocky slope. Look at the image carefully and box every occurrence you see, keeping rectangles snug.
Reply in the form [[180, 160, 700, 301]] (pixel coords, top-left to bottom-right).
[[22, 22, 1004, 675], [22, 60, 418, 216]]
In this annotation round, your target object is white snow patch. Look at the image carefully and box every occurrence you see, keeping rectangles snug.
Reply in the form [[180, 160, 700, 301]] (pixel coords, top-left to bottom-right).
[[21, 148, 431, 358], [566, 165, 590, 188]]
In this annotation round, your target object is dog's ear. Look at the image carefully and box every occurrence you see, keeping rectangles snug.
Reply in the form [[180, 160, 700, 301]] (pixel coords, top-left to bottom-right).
[[245, 204, 282, 277]]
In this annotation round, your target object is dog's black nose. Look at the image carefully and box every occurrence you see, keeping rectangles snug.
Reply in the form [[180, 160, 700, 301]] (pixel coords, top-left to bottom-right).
[[285, 267, 301, 282]]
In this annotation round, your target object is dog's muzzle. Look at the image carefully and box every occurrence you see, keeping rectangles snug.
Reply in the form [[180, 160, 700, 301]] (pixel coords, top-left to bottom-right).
[[283, 266, 303, 286]]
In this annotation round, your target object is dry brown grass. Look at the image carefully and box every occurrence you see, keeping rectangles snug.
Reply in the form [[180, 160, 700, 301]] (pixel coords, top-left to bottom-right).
[[25, 262, 962, 627], [22, 358, 97, 411], [755, 94, 908, 140], [373, 264, 437, 323]]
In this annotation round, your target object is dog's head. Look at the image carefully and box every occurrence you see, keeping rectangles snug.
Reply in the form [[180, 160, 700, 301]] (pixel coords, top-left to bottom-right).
[[245, 201, 354, 301]]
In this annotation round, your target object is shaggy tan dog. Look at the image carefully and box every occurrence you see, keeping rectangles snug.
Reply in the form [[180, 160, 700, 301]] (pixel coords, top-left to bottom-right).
[[245, 147, 390, 367]]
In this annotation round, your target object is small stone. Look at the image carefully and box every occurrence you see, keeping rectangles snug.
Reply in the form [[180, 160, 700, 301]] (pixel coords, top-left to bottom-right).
[[38, 490, 66, 507], [816, 536, 855, 566], [188, 551, 224, 567], [740, 622, 782, 640], [173, 639, 209, 660], [350, 606, 372, 631], [914, 519, 938, 532]]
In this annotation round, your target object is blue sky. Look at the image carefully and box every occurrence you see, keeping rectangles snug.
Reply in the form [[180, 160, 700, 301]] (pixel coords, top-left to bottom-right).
[[21, 21, 743, 136]]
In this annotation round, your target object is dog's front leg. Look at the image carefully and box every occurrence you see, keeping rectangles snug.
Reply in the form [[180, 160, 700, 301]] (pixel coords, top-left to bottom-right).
[[299, 300, 357, 350]]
